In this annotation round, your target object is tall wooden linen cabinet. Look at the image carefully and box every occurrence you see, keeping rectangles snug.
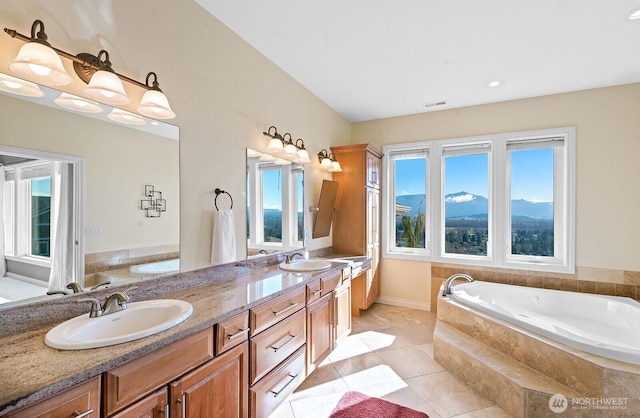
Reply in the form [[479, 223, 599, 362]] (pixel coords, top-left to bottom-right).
[[330, 144, 382, 316]]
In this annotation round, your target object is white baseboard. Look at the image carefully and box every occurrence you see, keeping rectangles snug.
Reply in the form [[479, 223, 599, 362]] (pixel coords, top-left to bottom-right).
[[376, 296, 431, 312]]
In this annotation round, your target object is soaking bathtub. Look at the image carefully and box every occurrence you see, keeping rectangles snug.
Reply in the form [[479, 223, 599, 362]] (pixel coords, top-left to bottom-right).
[[129, 258, 180, 277], [448, 280, 640, 365]]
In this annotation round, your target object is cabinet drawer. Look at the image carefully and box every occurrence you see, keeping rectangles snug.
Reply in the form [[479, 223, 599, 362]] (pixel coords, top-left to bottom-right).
[[104, 328, 213, 416], [306, 279, 323, 304], [250, 346, 306, 418], [250, 286, 305, 336], [215, 310, 250, 355], [321, 271, 341, 296], [6, 377, 100, 418], [250, 308, 306, 384]]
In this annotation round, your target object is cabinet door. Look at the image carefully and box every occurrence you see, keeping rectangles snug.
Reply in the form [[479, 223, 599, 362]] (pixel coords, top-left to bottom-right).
[[365, 188, 380, 309], [6, 377, 100, 418], [366, 151, 381, 189], [110, 388, 168, 418], [170, 343, 248, 418], [334, 281, 351, 346], [306, 292, 334, 374]]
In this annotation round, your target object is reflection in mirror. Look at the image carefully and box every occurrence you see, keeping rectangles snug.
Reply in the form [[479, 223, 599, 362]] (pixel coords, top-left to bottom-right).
[[246, 149, 304, 258], [312, 180, 339, 238], [0, 74, 179, 309]]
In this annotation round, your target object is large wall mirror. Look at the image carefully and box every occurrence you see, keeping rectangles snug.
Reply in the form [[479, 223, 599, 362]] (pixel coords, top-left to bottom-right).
[[246, 148, 304, 258], [0, 73, 180, 309]]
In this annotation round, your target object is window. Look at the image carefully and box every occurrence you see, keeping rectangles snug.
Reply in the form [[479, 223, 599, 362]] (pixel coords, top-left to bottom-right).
[[246, 158, 304, 251], [383, 127, 575, 273], [3, 162, 53, 262], [442, 143, 490, 258], [384, 147, 429, 257]]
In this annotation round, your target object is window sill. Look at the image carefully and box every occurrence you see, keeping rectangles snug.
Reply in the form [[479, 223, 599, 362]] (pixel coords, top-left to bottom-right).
[[5, 255, 51, 269]]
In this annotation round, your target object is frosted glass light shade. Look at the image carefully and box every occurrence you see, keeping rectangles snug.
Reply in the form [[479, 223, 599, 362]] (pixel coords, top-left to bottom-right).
[[296, 148, 311, 164], [107, 108, 145, 125], [320, 157, 332, 167], [330, 161, 343, 172], [267, 137, 284, 153], [8, 42, 72, 86], [284, 142, 298, 155], [137, 89, 176, 119], [259, 153, 276, 162], [84, 70, 130, 105], [55, 93, 104, 113], [0, 73, 44, 97]]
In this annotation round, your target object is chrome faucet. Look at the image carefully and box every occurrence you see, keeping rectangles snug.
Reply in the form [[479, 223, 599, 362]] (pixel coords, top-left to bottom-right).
[[442, 273, 474, 296], [284, 252, 304, 264], [66, 282, 84, 293], [79, 286, 137, 318]]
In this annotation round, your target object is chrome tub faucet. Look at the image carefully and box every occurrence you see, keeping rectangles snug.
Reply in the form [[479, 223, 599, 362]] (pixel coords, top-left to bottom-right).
[[442, 273, 474, 296]]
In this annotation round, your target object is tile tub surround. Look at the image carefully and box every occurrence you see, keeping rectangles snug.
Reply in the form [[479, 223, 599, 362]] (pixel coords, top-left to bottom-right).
[[430, 263, 640, 312], [434, 294, 640, 417], [0, 252, 349, 415]]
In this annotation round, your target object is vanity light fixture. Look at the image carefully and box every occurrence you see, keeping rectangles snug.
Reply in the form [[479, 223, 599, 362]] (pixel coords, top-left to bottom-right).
[[630, 8, 640, 19], [4, 19, 176, 119], [0, 72, 43, 97], [6, 20, 72, 86], [317, 149, 342, 172], [54, 92, 104, 113], [107, 108, 146, 125], [295, 139, 312, 163], [264, 125, 285, 153], [283, 133, 298, 156]]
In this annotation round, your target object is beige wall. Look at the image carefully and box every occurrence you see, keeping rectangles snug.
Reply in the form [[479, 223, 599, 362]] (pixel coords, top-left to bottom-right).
[[1, 0, 351, 271], [354, 83, 640, 306]]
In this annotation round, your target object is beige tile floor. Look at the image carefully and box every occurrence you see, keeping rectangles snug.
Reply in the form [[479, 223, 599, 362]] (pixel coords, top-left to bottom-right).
[[269, 303, 514, 418]]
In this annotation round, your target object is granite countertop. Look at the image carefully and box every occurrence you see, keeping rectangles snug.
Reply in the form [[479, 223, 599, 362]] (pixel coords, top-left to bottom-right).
[[0, 256, 350, 415]]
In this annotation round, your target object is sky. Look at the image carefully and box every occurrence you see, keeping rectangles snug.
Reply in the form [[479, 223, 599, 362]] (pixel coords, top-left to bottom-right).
[[395, 148, 554, 203], [31, 177, 51, 197]]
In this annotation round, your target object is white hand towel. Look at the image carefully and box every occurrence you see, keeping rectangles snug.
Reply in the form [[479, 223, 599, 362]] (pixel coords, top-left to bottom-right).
[[211, 209, 236, 264]]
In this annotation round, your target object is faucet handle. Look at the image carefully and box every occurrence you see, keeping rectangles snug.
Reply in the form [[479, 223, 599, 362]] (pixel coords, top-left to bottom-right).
[[78, 298, 103, 318]]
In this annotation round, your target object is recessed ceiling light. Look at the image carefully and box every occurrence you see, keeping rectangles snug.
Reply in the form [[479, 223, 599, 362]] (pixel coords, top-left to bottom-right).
[[487, 80, 502, 88], [630, 8, 640, 19]]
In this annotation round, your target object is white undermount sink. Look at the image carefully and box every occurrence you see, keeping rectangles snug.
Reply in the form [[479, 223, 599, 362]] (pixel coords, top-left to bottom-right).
[[45, 299, 193, 350], [279, 259, 332, 272]]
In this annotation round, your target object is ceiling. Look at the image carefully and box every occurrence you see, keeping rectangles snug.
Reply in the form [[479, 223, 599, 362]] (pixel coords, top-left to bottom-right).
[[196, 1, 640, 122]]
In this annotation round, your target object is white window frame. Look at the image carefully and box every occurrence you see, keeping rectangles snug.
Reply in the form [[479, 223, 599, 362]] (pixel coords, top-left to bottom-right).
[[246, 160, 304, 252], [382, 144, 431, 261], [383, 127, 575, 273], [1, 146, 84, 274]]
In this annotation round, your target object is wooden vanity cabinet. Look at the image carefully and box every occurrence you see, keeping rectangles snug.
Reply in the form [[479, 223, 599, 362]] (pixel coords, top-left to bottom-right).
[[5, 376, 100, 418], [331, 144, 382, 316], [110, 388, 168, 418], [169, 343, 248, 418], [306, 292, 334, 374], [334, 277, 351, 346]]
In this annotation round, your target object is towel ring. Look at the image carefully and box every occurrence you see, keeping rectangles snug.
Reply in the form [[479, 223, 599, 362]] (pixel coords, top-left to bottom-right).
[[214, 188, 233, 210]]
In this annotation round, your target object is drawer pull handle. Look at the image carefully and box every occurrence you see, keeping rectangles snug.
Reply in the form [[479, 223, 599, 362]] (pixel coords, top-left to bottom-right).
[[269, 373, 299, 398], [227, 327, 250, 340], [177, 394, 186, 418], [311, 288, 323, 296], [272, 302, 299, 316], [72, 410, 93, 418], [160, 404, 169, 415], [271, 333, 297, 351]]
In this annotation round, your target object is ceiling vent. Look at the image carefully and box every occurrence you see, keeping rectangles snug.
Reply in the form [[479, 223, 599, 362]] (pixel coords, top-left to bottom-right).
[[423, 100, 448, 109]]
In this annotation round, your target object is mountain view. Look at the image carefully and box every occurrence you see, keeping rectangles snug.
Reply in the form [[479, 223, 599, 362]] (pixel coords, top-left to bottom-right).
[[396, 191, 553, 220], [396, 192, 554, 256]]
